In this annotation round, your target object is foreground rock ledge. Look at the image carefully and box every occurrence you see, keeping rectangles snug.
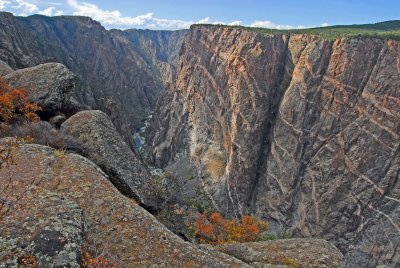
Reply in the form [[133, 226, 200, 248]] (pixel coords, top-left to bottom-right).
[[0, 142, 244, 267]]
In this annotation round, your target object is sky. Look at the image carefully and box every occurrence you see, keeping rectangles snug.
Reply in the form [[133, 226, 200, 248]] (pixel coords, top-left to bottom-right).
[[0, 0, 399, 30]]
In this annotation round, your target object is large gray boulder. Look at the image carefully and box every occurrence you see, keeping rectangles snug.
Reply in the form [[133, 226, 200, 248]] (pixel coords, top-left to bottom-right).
[[0, 60, 13, 76], [4, 63, 80, 117], [61, 110, 166, 211]]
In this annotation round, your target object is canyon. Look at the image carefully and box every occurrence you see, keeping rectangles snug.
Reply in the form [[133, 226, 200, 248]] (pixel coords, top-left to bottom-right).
[[0, 12, 399, 267]]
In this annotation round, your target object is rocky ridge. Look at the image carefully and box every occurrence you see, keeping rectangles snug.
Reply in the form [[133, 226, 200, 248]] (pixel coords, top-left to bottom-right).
[[146, 25, 400, 267]]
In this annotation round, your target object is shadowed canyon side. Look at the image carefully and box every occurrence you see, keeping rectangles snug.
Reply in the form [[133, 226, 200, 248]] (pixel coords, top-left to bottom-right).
[[0, 12, 187, 146], [146, 25, 400, 267], [113, 29, 189, 87]]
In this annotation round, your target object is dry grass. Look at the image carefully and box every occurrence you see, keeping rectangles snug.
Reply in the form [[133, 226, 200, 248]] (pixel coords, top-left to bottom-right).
[[205, 148, 226, 180]]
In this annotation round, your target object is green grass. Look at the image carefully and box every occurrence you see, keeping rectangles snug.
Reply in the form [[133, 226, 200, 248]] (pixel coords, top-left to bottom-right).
[[194, 20, 400, 40]]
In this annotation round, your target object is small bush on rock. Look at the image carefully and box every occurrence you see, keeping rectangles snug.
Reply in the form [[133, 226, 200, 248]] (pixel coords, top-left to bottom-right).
[[195, 212, 268, 244], [0, 76, 40, 125]]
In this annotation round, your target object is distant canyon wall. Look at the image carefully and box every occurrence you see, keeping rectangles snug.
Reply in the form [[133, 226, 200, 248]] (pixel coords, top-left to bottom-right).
[[146, 25, 400, 267]]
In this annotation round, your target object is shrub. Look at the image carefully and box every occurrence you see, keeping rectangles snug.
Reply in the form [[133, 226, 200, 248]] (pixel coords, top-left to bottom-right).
[[0, 76, 40, 125], [195, 212, 268, 244], [205, 149, 226, 179]]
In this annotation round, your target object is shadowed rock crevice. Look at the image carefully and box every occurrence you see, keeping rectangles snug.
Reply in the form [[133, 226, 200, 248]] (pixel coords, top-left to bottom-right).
[[248, 36, 294, 212]]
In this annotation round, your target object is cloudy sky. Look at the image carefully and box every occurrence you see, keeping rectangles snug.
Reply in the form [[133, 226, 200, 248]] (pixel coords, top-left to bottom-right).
[[0, 0, 398, 30]]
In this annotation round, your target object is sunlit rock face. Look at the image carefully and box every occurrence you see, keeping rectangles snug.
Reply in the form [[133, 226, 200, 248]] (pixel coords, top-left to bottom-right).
[[147, 25, 400, 267]]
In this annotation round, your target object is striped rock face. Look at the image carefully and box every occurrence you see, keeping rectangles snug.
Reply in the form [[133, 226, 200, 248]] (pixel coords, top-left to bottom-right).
[[146, 25, 400, 267]]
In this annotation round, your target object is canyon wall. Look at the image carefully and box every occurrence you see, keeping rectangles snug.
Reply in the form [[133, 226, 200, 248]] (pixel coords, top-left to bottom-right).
[[114, 28, 188, 86], [147, 25, 400, 267], [0, 12, 186, 145]]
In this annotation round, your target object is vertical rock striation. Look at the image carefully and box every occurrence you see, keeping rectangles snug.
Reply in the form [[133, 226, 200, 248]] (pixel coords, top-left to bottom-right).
[[146, 25, 400, 267]]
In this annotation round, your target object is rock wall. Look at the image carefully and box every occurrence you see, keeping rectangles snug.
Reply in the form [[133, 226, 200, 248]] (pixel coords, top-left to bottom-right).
[[146, 25, 400, 267]]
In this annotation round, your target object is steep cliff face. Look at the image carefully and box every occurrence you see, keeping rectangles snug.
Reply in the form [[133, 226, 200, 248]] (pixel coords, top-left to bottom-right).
[[0, 12, 187, 145], [147, 25, 400, 267], [113, 29, 188, 86]]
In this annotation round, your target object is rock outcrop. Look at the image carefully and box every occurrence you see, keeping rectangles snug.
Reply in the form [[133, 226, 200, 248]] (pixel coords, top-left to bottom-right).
[[4, 63, 80, 117], [146, 25, 400, 267], [214, 239, 343, 268], [61, 110, 165, 211], [0, 142, 246, 267]]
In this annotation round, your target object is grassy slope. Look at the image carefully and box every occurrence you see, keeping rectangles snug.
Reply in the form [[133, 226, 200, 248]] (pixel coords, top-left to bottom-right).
[[194, 20, 400, 40]]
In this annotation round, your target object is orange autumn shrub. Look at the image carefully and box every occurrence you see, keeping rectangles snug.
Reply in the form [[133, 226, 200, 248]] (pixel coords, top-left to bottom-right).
[[0, 76, 40, 125], [195, 212, 268, 244]]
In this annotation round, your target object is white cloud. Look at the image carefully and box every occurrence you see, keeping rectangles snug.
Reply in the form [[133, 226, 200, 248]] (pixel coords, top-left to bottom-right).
[[321, 22, 329, 27], [151, 18, 194, 29], [66, 0, 246, 30], [250, 20, 305, 29], [197, 17, 210, 24], [11, 0, 38, 15], [196, 17, 243, 27], [49, 2, 63, 6], [68, 0, 155, 27], [0, 0, 45, 16], [0, 0, 11, 11], [39, 6, 63, 16], [228, 20, 243, 26], [39, 6, 54, 16]]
